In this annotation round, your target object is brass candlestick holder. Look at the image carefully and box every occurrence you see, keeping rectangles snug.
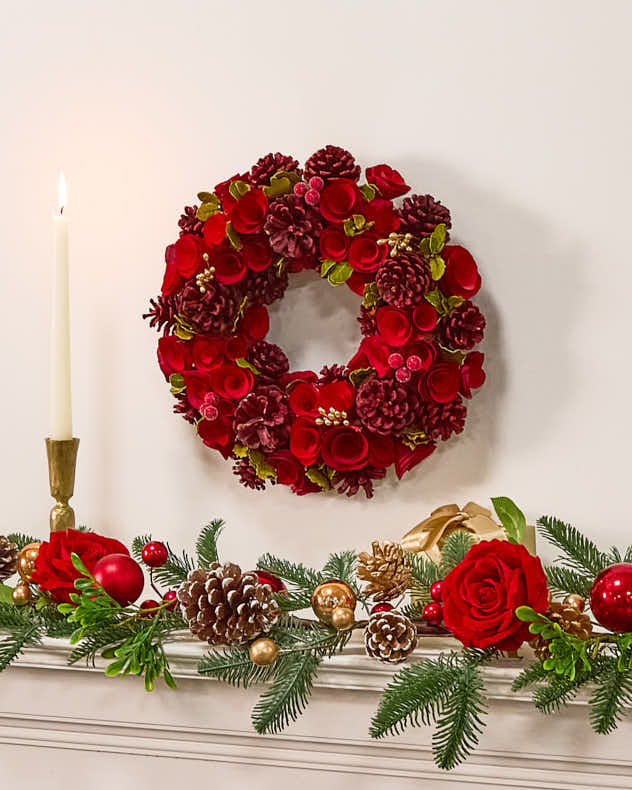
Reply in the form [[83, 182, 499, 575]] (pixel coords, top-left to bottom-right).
[[45, 438, 79, 532]]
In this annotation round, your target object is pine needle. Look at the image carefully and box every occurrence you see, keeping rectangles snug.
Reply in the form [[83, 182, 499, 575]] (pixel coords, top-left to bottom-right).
[[589, 659, 632, 734], [440, 531, 474, 577], [537, 516, 609, 576], [196, 519, 224, 568], [198, 645, 276, 688]]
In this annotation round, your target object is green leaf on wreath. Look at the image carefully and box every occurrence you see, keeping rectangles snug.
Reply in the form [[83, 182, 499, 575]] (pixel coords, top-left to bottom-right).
[[169, 373, 185, 394], [362, 281, 380, 309], [327, 262, 353, 286], [196, 198, 221, 221], [236, 357, 260, 375], [515, 606, 542, 623], [232, 442, 249, 459], [228, 180, 251, 201], [491, 496, 527, 545], [424, 288, 448, 315], [429, 255, 446, 281], [248, 450, 277, 481], [349, 367, 375, 389], [360, 184, 377, 202], [418, 236, 431, 256], [262, 170, 299, 198], [429, 223, 447, 255], [320, 259, 338, 278], [343, 214, 374, 237], [225, 221, 243, 251], [447, 295, 465, 311], [197, 191, 216, 203], [305, 466, 331, 490]]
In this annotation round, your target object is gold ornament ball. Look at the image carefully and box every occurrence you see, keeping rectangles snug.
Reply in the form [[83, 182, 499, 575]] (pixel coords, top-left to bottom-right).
[[330, 605, 355, 631], [563, 593, 585, 612], [17, 542, 41, 583], [249, 637, 279, 666], [311, 580, 356, 625], [12, 582, 32, 607]]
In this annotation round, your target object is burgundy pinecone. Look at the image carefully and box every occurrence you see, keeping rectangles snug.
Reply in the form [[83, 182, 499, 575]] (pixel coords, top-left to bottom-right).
[[304, 145, 361, 183], [250, 152, 300, 186], [356, 376, 418, 435], [264, 195, 323, 259], [358, 306, 377, 337], [243, 266, 288, 306], [143, 294, 176, 335], [439, 302, 486, 350], [333, 466, 386, 498], [397, 194, 452, 237], [375, 251, 432, 309], [234, 385, 290, 452], [176, 281, 239, 336], [233, 458, 267, 491], [318, 364, 347, 385], [173, 392, 198, 424], [418, 397, 467, 441], [178, 205, 204, 236], [248, 340, 289, 382]]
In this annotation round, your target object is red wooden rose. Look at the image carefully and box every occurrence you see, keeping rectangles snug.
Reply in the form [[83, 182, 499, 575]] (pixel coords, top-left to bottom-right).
[[144, 146, 488, 498]]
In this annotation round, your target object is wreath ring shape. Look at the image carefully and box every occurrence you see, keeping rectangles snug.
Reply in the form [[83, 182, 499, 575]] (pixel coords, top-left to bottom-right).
[[144, 145, 487, 498]]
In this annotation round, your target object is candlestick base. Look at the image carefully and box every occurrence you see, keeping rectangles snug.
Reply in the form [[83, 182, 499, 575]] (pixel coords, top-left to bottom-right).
[[45, 438, 79, 532]]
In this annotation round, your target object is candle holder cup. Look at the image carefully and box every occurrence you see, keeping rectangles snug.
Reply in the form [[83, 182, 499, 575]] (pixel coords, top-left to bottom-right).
[[45, 438, 79, 532]]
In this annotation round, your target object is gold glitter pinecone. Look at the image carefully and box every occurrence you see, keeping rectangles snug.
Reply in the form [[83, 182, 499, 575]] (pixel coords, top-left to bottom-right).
[[0, 536, 18, 582], [357, 540, 412, 601], [177, 562, 279, 646], [364, 611, 418, 664], [529, 598, 592, 660]]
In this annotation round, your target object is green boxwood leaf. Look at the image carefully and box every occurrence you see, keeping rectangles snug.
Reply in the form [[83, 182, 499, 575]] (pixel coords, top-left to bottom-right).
[[235, 357, 260, 375], [228, 180, 250, 200], [0, 584, 13, 605], [305, 466, 331, 490], [360, 184, 377, 201], [327, 262, 353, 286], [491, 496, 526, 544], [169, 373, 185, 395], [320, 259, 338, 278], [429, 223, 447, 254], [225, 221, 243, 251], [196, 202, 220, 221], [429, 255, 445, 281]]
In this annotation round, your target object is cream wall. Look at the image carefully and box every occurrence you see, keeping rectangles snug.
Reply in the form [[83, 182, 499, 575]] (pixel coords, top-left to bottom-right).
[[2, 0, 632, 570]]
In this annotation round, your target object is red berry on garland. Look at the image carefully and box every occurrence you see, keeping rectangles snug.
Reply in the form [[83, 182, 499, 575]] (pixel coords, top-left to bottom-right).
[[256, 570, 286, 593], [139, 599, 160, 618], [93, 553, 145, 606], [430, 580, 444, 602], [163, 590, 178, 611], [371, 602, 394, 614], [141, 541, 169, 568], [590, 563, 632, 633], [422, 601, 443, 625]]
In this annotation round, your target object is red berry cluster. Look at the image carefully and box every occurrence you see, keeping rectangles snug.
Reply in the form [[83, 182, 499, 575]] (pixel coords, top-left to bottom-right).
[[138, 541, 177, 617]]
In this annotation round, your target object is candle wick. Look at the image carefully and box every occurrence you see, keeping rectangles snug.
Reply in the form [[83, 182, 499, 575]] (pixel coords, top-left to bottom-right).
[[60, 205, 64, 215]]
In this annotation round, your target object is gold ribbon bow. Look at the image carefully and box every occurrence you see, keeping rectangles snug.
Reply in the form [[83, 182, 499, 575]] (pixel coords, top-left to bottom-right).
[[401, 502, 507, 564]]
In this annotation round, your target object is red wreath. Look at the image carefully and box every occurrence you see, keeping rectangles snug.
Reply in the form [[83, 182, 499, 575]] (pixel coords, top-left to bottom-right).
[[144, 146, 486, 498]]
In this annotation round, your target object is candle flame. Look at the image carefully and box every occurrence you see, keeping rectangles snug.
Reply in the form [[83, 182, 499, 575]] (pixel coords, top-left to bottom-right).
[[58, 172, 67, 214]]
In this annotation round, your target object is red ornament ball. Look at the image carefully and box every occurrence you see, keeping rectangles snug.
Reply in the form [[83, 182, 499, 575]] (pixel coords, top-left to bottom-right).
[[371, 602, 394, 614], [422, 601, 443, 625], [163, 590, 178, 611], [141, 541, 169, 568], [93, 553, 145, 606], [430, 580, 444, 602], [590, 563, 632, 633], [256, 570, 286, 593], [139, 599, 160, 618]]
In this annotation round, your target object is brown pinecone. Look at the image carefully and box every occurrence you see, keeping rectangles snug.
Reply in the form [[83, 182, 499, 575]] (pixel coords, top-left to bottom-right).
[[529, 600, 592, 660], [178, 205, 204, 236], [233, 458, 267, 491], [357, 541, 411, 601], [397, 194, 452, 237], [355, 376, 418, 435], [264, 195, 323, 259], [439, 302, 486, 350], [234, 385, 290, 452], [243, 266, 289, 306], [173, 391, 198, 424], [177, 563, 279, 645], [332, 466, 386, 498], [358, 306, 377, 337], [304, 145, 361, 183], [318, 364, 348, 386], [364, 611, 418, 664], [248, 341, 290, 382], [143, 295, 177, 335], [175, 281, 239, 336], [0, 536, 18, 582], [418, 397, 467, 441], [250, 152, 300, 186], [375, 251, 432, 309]]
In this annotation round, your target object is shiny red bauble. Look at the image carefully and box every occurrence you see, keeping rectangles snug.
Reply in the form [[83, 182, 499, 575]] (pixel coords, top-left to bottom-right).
[[256, 570, 286, 593], [430, 580, 444, 602], [139, 599, 160, 618], [590, 563, 632, 633], [141, 541, 169, 568], [163, 590, 178, 611], [93, 553, 145, 606], [422, 601, 443, 625], [371, 602, 394, 614]]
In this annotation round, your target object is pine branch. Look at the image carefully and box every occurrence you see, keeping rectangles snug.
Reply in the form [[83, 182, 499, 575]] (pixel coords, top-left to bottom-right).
[[440, 531, 474, 577], [257, 554, 323, 591], [532, 673, 585, 714], [589, 659, 632, 734], [512, 661, 549, 692], [432, 663, 487, 770], [625, 546, 632, 563], [198, 645, 276, 688], [7, 533, 39, 551], [131, 534, 152, 563], [544, 566, 593, 599], [151, 544, 195, 587], [196, 519, 224, 568], [0, 602, 30, 629], [275, 590, 313, 612], [68, 623, 133, 666], [401, 600, 426, 620], [0, 621, 41, 672], [407, 552, 441, 604], [321, 551, 359, 595], [537, 516, 609, 576], [251, 650, 320, 735]]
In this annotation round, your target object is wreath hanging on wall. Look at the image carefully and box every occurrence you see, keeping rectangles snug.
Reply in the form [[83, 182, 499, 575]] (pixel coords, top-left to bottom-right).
[[144, 146, 487, 497]]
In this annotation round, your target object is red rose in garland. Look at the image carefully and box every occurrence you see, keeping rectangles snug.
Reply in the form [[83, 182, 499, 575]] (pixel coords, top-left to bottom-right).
[[144, 146, 488, 497], [31, 529, 130, 604], [442, 540, 549, 651]]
